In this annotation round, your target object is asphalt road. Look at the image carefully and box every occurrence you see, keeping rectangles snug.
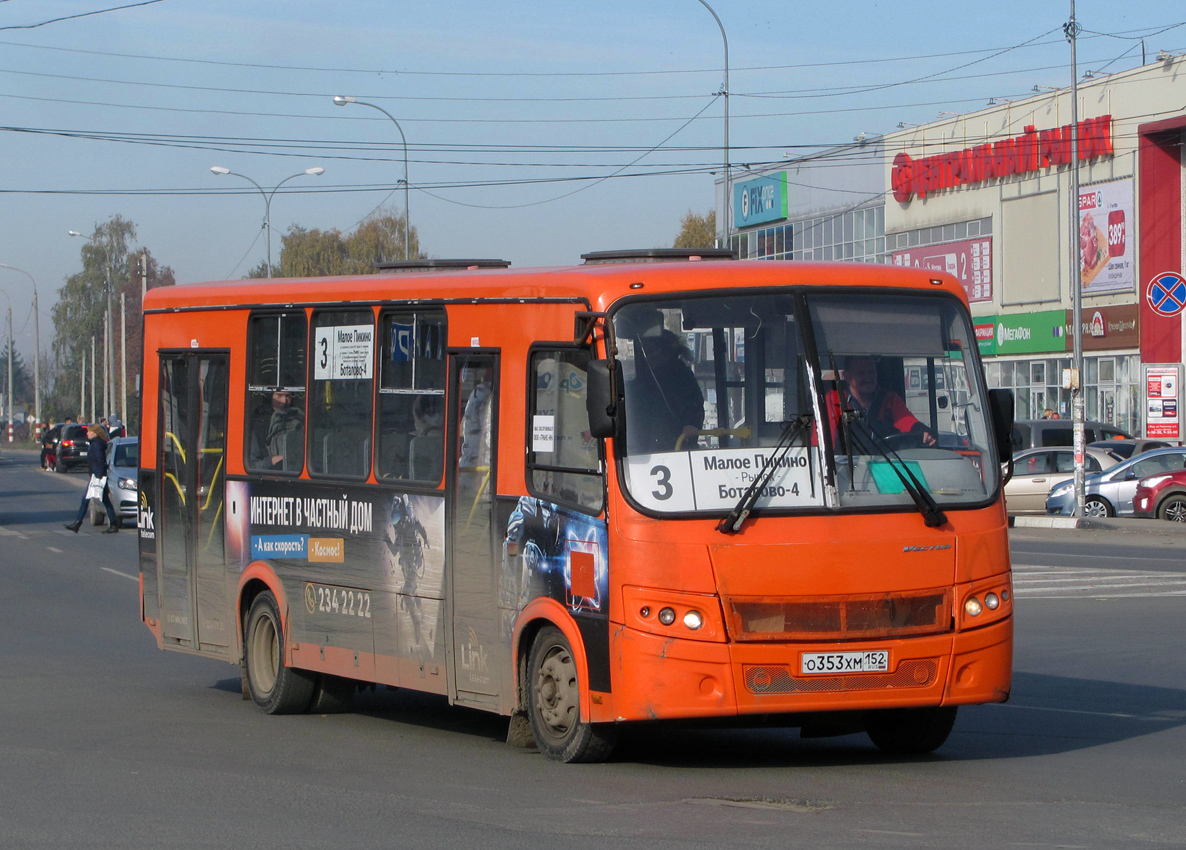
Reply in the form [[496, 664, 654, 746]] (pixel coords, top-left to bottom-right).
[[2, 446, 1184, 849]]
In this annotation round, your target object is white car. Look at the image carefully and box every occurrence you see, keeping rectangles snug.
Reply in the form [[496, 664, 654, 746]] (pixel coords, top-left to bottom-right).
[[1005, 446, 1122, 515]]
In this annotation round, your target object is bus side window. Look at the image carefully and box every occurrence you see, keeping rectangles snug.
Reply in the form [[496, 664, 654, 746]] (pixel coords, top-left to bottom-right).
[[376, 311, 446, 483], [527, 347, 604, 512], [245, 311, 307, 475], [308, 309, 375, 479]]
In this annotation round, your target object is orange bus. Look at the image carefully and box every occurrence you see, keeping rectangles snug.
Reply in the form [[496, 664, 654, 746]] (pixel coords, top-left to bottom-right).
[[138, 251, 1015, 762]]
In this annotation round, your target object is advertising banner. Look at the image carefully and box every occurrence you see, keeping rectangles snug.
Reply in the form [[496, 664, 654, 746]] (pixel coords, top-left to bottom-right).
[[1079, 178, 1135, 295], [733, 172, 788, 229], [1144, 364, 1183, 440], [993, 310, 1066, 356], [893, 237, 993, 303]]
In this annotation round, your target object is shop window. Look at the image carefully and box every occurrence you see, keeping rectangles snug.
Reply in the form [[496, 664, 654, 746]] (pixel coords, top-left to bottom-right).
[[1100, 358, 1115, 382], [1031, 362, 1046, 385], [375, 311, 446, 483], [308, 309, 375, 479], [527, 348, 604, 513], [246, 311, 307, 474]]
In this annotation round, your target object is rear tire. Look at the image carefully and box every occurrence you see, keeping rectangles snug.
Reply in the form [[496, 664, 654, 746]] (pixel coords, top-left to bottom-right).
[[865, 706, 957, 755], [1158, 495, 1186, 522], [526, 626, 616, 763], [244, 591, 315, 714], [1083, 496, 1113, 518]]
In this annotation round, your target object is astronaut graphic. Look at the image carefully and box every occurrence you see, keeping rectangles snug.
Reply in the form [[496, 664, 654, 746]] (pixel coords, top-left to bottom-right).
[[502, 496, 608, 616], [383, 493, 430, 644]]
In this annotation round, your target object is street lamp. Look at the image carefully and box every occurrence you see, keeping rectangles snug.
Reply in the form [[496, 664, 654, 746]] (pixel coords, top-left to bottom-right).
[[693, 0, 730, 251], [210, 166, 326, 277], [0, 264, 41, 434], [332, 95, 412, 260], [0, 287, 13, 440], [68, 230, 114, 423]]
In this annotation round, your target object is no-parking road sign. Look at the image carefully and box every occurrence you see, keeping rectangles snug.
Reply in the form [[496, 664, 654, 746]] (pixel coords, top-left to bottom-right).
[[1147, 271, 1186, 317]]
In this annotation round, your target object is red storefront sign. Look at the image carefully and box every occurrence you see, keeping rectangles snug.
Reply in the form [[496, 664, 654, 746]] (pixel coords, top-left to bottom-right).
[[892, 237, 993, 303], [892, 116, 1113, 203]]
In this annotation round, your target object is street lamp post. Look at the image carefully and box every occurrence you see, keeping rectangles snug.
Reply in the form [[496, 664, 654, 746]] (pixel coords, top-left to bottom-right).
[[210, 167, 326, 277], [0, 264, 41, 435], [694, 0, 730, 251], [0, 288, 13, 440], [68, 230, 113, 423], [332, 96, 412, 260]]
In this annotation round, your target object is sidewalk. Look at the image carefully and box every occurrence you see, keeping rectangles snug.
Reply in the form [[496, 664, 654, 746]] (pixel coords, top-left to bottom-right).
[[1011, 513, 1186, 538]]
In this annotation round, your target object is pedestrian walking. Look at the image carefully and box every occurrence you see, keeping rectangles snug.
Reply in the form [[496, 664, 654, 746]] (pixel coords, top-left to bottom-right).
[[64, 424, 119, 533]]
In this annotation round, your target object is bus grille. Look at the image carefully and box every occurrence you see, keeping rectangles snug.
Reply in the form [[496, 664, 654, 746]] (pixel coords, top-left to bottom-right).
[[743, 659, 939, 694], [725, 589, 951, 642]]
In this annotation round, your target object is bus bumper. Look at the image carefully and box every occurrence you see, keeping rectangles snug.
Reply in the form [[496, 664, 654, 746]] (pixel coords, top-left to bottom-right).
[[603, 617, 1012, 723]]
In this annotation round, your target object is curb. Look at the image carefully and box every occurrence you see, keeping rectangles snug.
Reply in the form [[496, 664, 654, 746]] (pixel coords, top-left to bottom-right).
[[1010, 513, 1186, 536]]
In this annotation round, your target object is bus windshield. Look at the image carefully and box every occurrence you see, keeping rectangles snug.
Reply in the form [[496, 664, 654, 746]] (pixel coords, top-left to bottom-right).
[[612, 290, 998, 517]]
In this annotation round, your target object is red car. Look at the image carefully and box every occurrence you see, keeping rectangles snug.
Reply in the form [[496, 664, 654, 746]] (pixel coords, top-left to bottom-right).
[[1133, 469, 1186, 522]]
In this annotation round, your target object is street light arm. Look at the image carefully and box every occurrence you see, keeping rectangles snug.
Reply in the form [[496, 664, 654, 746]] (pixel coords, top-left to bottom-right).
[[332, 96, 412, 260], [693, 0, 730, 249]]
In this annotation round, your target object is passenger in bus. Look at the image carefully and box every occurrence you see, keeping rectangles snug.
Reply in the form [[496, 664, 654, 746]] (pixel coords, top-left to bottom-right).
[[251, 390, 304, 471], [626, 328, 704, 453], [834, 355, 936, 447]]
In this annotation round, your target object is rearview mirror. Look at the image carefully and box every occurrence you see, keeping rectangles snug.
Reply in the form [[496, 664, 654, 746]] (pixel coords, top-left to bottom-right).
[[586, 360, 616, 439], [988, 389, 1014, 461]]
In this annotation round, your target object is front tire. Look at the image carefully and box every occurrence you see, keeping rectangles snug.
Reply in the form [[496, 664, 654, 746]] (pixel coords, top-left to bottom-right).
[[1083, 496, 1113, 518], [865, 706, 958, 755], [55, 455, 66, 473], [244, 591, 315, 714], [1158, 495, 1186, 522], [526, 626, 616, 763], [90, 500, 106, 526]]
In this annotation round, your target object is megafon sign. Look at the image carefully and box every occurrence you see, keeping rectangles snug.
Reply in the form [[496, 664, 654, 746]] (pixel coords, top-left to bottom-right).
[[892, 116, 1113, 204]]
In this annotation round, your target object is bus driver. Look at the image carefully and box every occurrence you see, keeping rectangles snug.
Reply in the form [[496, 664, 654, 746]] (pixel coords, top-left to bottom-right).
[[836, 355, 936, 447]]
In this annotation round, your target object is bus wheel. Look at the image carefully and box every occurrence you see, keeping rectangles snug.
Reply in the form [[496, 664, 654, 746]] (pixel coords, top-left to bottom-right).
[[526, 626, 616, 763], [244, 591, 315, 715], [864, 706, 957, 755], [308, 674, 355, 714]]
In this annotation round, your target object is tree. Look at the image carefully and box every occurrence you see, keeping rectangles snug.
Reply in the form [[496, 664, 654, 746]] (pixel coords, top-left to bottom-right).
[[251, 209, 423, 278], [0, 340, 33, 412], [48, 215, 175, 428], [672, 209, 717, 250]]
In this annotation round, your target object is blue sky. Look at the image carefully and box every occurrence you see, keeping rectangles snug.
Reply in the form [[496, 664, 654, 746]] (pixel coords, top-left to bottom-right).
[[0, 0, 1183, 357]]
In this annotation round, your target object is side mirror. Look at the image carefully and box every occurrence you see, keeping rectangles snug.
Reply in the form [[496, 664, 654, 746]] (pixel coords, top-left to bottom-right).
[[586, 360, 616, 439], [987, 389, 1014, 461]]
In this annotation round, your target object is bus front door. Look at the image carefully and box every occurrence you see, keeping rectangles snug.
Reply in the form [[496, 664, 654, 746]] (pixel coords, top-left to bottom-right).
[[157, 353, 232, 655], [448, 352, 506, 710]]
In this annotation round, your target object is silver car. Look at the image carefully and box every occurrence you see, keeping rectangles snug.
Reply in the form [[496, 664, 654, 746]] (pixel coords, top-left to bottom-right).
[[1046, 446, 1186, 518], [91, 437, 138, 526], [1006, 446, 1122, 515]]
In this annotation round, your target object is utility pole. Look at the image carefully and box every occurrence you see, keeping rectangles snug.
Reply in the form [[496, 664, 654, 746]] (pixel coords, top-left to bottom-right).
[[90, 336, 96, 424], [1067, 1, 1086, 517], [121, 292, 128, 431]]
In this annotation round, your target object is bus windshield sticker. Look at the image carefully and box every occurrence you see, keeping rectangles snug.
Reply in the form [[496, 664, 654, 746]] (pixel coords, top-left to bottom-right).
[[625, 447, 822, 513], [314, 324, 375, 381]]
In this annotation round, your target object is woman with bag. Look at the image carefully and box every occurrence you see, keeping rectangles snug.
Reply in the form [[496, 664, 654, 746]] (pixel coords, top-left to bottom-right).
[[64, 424, 119, 533]]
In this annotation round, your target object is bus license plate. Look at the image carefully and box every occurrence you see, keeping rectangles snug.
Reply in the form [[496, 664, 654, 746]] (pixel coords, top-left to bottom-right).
[[801, 650, 889, 675]]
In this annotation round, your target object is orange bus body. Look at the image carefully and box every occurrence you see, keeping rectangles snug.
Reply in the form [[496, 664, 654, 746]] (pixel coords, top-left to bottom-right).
[[138, 259, 1012, 760]]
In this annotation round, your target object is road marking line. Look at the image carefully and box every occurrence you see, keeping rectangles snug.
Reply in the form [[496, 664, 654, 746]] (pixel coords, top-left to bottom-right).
[[101, 567, 138, 581], [992, 703, 1178, 722], [47, 547, 63, 554], [0, 525, 29, 539]]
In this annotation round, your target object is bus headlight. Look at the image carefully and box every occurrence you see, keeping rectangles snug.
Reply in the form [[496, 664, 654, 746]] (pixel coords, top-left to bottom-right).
[[658, 607, 677, 626], [984, 592, 1000, 610], [682, 610, 704, 630], [964, 597, 983, 617]]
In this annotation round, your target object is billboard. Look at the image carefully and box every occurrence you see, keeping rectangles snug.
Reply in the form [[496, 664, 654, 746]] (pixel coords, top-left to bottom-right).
[[1079, 177, 1135, 295]]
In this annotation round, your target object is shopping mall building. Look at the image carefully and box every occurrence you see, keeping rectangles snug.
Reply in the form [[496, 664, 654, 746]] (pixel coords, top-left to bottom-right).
[[723, 56, 1185, 439]]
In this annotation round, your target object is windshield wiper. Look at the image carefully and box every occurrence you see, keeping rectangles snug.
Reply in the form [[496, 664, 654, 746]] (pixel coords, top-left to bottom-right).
[[846, 419, 947, 528], [718, 414, 813, 535]]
